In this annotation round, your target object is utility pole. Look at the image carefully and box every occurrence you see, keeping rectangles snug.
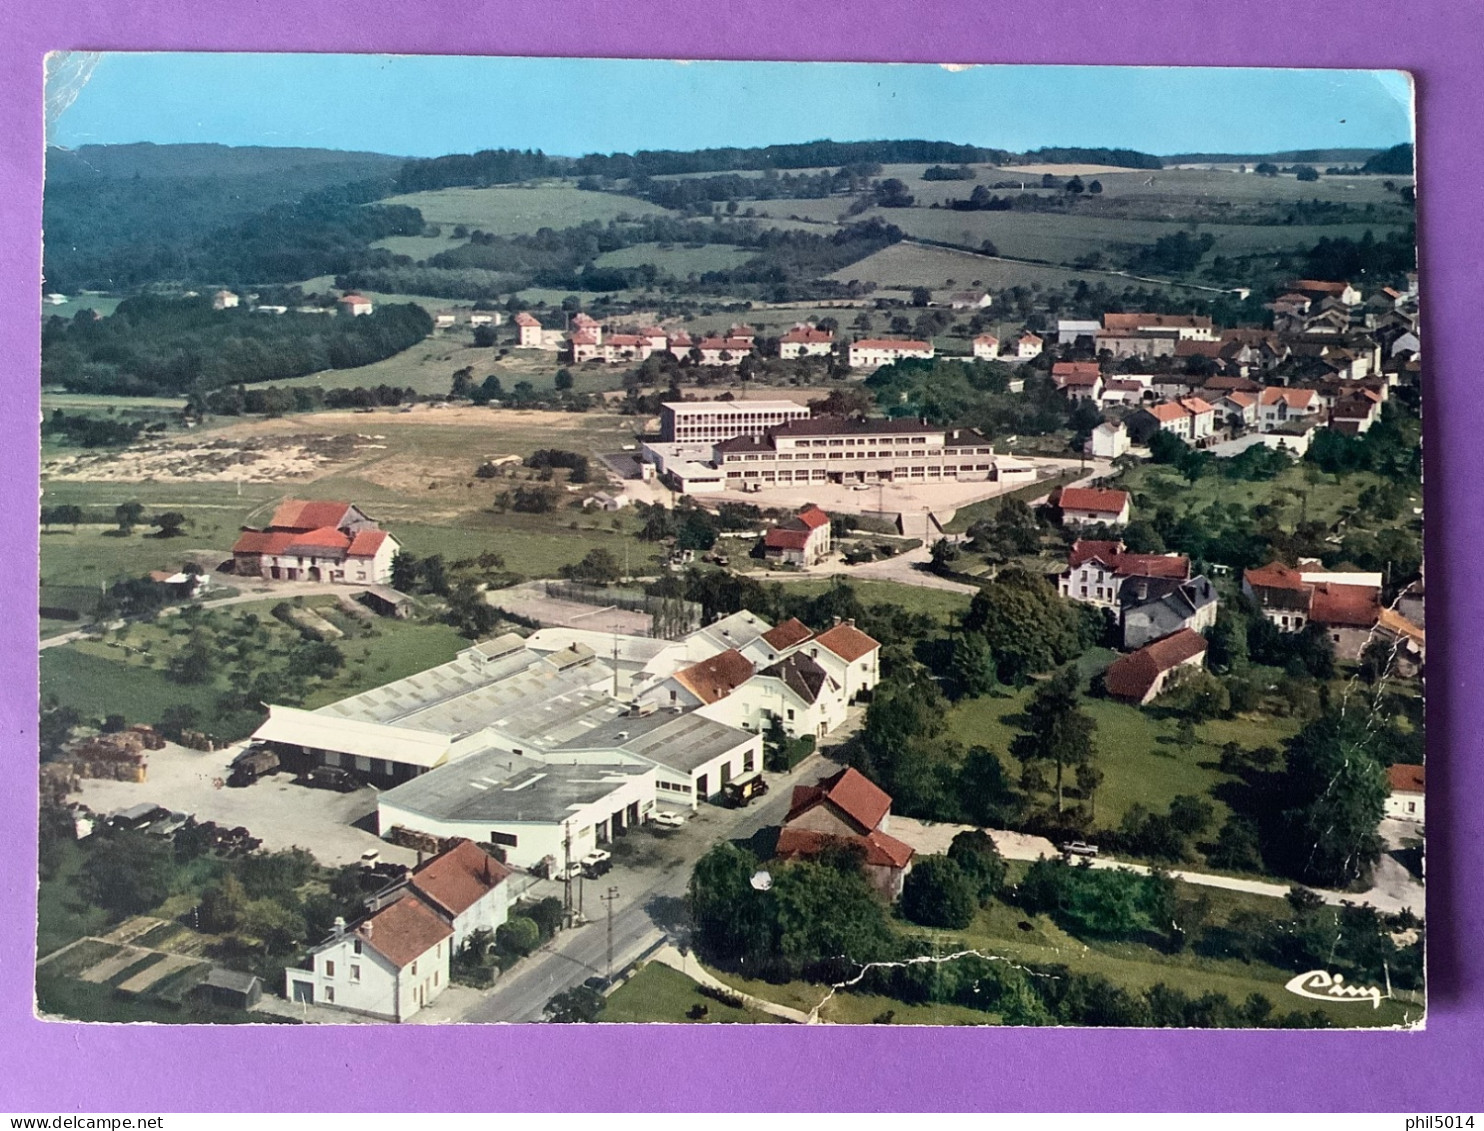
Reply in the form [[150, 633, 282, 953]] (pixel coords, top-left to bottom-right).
[[601, 885, 620, 983], [562, 822, 574, 923]]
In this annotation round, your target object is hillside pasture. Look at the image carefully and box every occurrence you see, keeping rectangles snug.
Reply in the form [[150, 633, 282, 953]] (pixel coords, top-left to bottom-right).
[[592, 241, 755, 275], [379, 184, 673, 235], [826, 240, 1120, 294]]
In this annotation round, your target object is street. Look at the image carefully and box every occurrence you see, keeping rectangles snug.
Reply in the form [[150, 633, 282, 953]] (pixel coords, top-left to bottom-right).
[[456, 750, 845, 1023]]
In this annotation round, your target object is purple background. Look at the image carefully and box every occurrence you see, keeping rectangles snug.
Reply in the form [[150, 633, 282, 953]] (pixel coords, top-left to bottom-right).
[[2, 0, 1480, 1113]]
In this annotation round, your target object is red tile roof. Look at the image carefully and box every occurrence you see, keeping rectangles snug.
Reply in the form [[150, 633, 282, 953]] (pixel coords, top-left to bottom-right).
[[672, 649, 755, 705], [795, 505, 831, 531], [761, 617, 814, 651], [231, 530, 297, 555], [1387, 763, 1424, 795], [268, 500, 352, 532], [338, 294, 371, 305], [812, 622, 880, 663], [782, 326, 834, 344], [514, 312, 540, 327], [570, 330, 599, 345], [775, 825, 915, 870], [410, 839, 511, 918], [1309, 582, 1381, 628], [1177, 396, 1215, 414], [1290, 279, 1351, 295], [973, 334, 999, 346], [1066, 540, 1187, 579], [1067, 540, 1125, 569], [1244, 561, 1308, 592], [1175, 339, 1224, 358], [356, 894, 452, 969], [765, 528, 813, 551], [1104, 628, 1208, 702], [852, 338, 932, 351], [1260, 387, 1318, 409], [287, 526, 352, 553], [347, 529, 389, 557], [1145, 402, 1189, 423], [787, 766, 891, 833], [1056, 487, 1130, 515], [1052, 361, 1102, 378]]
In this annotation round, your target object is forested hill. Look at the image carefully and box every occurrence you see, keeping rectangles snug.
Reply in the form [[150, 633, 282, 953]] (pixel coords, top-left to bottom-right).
[[1161, 147, 1391, 166], [43, 143, 408, 292]]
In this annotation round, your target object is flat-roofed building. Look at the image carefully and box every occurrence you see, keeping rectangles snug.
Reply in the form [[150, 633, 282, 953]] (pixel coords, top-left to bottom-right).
[[847, 338, 934, 370], [715, 416, 996, 489], [658, 399, 810, 444]]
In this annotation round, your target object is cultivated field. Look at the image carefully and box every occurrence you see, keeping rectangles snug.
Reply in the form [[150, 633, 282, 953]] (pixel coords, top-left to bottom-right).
[[593, 241, 755, 275], [827, 240, 1117, 293], [378, 184, 673, 235]]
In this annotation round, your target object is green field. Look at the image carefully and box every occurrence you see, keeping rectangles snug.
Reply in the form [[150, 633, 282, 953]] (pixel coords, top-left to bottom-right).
[[768, 577, 973, 624], [370, 230, 471, 261], [601, 962, 775, 1024], [945, 653, 1301, 830], [380, 184, 673, 235], [42, 294, 124, 320], [1118, 462, 1406, 532], [827, 240, 1138, 295], [592, 241, 755, 276]]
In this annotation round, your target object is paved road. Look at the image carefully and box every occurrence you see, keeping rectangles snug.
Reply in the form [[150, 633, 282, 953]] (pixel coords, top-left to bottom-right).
[[458, 751, 846, 1023]]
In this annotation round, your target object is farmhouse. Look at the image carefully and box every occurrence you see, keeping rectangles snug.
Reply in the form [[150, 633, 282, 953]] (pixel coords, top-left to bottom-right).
[[286, 893, 452, 1021], [336, 294, 373, 317], [779, 767, 914, 898], [211, 289, 239, 310], [1118, 575, 1219, 650], [1057, 319, 1102, 346], [847, 338, 934, 369], [1103, 312, 1216, 341], [762, 504, 833, 566], [230, 499, 399, 585], [1104, 627, 1209, 706], [1059, 539, 1190, 610], [1241, 561, 1382, 658], [779, 324, 836, 358], [1053, 486, 1131, 527], [1052, 361, 1104, 402], [948, 289, 992, 310]]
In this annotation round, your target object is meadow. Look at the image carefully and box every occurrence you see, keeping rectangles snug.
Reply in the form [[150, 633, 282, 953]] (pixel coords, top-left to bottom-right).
[[378, 184, 673, 235], [592, 241, 755, 275]]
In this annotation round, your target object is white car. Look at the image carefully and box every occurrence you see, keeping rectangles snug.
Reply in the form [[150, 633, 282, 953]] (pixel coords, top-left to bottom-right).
[[650, 811, 688, 830]]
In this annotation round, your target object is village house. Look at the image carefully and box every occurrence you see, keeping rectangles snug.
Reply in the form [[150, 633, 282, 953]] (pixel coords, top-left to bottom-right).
[[779, 324, 836, 359], [948, 289, 992, 310], [230, 499, 399, 585], [1058, 539, 1190, 611], [1057, 319, 1102, 346], [1052, 361, 1104, 402], [1329, 390, 1384, 435], [1289, 279, 1363, 307], [701, 651, 846, 741], [1087, 420, 1130, 459], [514, 311, 545, 348], [1118, 575, 1219, 650], [1104, 312, 1217, 341], [1126, 400, 1196, 444], [1257, 386, 1321, 433], [1054, 486, 1131, 527], [1012, 331, 1043, 360], [972, 333, 1000, 360], [694, 335, 757, 367], [385, 838, 513, 951], [1385, 763, 1425, 826], [286, 892, 453, 1022], [1096, 329, 1178, 359], [1212, 391, 1259, 431], [336, 294, 373, 317], [1175, 396, 1217, 444], [778, 767, 915, 898], [1103, 627, 1209, 706], [801, 619, 882, 703], [433, 312, 457, 329], [1241, 561, 1383, 659], [1099, 377, 1152, 408], [211, 289, 240, 310], [847, 337, 934, 370], [762, 504, 833, 566]]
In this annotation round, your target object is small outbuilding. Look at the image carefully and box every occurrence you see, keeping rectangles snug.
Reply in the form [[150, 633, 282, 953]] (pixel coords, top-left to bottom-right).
[[193, 967, 263, 1010]]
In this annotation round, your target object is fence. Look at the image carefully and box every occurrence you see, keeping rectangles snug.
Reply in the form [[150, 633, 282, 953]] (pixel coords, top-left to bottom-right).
[[542, 581, 702, 639]]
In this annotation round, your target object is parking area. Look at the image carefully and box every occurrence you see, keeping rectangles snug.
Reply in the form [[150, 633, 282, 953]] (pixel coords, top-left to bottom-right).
[[72, 742, 418, 868]]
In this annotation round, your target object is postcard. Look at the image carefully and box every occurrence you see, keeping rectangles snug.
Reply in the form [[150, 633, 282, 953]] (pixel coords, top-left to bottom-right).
[[35, 54, 1422, 1030]]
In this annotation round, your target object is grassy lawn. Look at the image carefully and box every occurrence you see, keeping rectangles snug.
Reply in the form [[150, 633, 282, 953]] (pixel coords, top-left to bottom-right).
[[36, 841, 114, 958], [395, 511, 664, 580], [601, 961, 775, 1024], [41, 645, 234, 730], [768, 577, 973, 625], [945, 668, 1301, 830], [593, 242, 755, 276], [379, 184, 672, 235], [827, 241, 1111, 294]]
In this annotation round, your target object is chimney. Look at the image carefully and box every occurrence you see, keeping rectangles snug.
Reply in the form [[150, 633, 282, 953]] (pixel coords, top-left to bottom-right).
[[845, 618, 855, 628], [333, 916, 346, 937], [363, 920, 373, 941], [832, 616, 841, 627]]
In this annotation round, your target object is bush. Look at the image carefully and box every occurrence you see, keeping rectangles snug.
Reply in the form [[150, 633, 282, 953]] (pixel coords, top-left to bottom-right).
[[900, 855, 976, 929], [495, 915, 541, 957]]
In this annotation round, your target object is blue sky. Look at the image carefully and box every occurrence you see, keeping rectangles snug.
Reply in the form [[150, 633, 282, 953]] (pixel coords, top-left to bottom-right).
[[48, 54, 1414, 158]]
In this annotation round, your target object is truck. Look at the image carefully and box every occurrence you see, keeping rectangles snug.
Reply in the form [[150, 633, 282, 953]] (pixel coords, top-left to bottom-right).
[[227, 747, 279, 788], [721, 772, 769, 809]]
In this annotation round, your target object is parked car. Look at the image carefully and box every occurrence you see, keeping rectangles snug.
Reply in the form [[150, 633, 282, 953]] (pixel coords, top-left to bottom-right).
[[581, 849, 612, 878], [1061, 841, 1099, 859], [299, 766, 363, 793], [649, 810, 688, 830], [227, 747, 279, 788], [553, 860, 583, 882]]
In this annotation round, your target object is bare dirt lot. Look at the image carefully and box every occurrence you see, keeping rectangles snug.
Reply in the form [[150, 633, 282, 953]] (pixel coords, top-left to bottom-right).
[[73, 742, 417, 868], [487, 580, 652, 635]]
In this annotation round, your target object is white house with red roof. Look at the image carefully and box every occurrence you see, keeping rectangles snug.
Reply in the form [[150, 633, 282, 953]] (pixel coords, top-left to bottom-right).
[[230, 499, 399, 585], [392, 838, 513, 950], [1058, 539, 1191, 611], [285, 889, 453, 1022], [1051, 361, 1104, 402], [798, 619, 881, 702], [1385, 763, 1425, 825], [779, 324, 836, 359], [1012, 331, 1043, 359], [1258, 386, 1321, 432], [701, 650, 847, 741], [847, 338, 934, 370], [779, 766, 914, 898], [972, 333, 1000, 360], [1054, 486, 1131, 527], [762, 504, 833, 566], [1087, 420, 1130, 459], [336, 294, 373, 317], [1242, 560, 1383, 659], [514, 311, 545, 348]]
